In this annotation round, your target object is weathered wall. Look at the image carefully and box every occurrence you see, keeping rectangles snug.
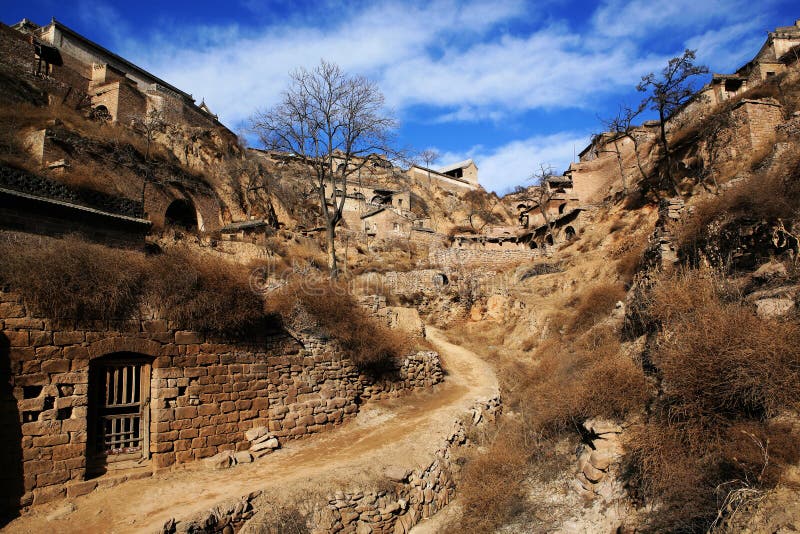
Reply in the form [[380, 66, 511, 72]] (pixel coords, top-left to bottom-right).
[[167, 397, 502, 534], [430, 246, 538, 271], [0, 290, 442, 512]]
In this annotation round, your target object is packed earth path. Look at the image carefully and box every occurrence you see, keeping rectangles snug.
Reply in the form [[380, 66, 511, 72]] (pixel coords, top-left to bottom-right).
[[5, 327, 499, 534]]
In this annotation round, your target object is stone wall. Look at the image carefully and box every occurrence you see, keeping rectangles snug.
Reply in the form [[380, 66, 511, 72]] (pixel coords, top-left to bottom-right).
[[164, 396, 502, 534], [430, 247, 538, 272], [381, 270, 450, 295], [0, 290, 443, 514]]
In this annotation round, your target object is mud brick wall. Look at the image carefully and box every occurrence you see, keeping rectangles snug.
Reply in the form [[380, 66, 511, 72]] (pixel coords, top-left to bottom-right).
[[0, 290, 443, 513]]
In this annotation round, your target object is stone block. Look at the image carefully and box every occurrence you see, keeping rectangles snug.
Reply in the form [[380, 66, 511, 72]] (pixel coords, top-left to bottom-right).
[[32, 485, 66, 506], [37, 469, 70, 486], [5, 318, 45, 330], [62, 345, 89, 360], [41, 359, 70, 374], [5, 330, 29, 347], [53, 331, 85, 345], [175, 406, 197, 419], [175, 331, 202, 345]]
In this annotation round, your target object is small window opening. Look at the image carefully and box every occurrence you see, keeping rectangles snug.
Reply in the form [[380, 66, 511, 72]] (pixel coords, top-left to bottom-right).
[[23, 385, 43, 399], [57, 407, 73, 420]]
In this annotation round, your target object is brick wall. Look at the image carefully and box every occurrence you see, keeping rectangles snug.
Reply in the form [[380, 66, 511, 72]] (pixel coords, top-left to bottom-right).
[[0, 290, 442, 513]]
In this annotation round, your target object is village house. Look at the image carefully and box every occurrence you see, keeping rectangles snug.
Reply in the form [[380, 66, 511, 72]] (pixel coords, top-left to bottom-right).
[[407, 159, 480, 192], [11, 17, 227, 129], [0, 18, 234, 239]]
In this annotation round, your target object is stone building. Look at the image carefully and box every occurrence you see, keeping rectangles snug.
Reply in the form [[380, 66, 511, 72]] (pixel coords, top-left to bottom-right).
[[0, 289, 442, 516], [407, 159, 480, 192], [10, 18, 227, 130]]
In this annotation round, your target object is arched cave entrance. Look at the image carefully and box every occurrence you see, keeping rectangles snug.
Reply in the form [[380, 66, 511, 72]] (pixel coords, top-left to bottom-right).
[[87, 353, 152, 476], [545, 234, 554, 246], [565, 226, 576, 240], [165, 198, 198, 231]]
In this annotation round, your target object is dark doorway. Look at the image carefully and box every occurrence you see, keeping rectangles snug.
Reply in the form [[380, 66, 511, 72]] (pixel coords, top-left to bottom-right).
[[0, 333, 23, 525], [164, 199, 198, 231], [87, 354, 151, 475]]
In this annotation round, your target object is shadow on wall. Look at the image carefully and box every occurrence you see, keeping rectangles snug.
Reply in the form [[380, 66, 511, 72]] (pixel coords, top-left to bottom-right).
[[0, 332, 23, 526]]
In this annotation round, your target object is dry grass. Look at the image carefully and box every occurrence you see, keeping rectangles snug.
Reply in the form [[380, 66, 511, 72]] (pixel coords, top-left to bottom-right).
[[649, 269, 800, 422], [265, 279, 410, 372], [146, 248, 271, 336], [0, 234, 146, 321], [624, 267, 800, 530], [0, 234, 274, 335], [568, 282, 626, 333], [677, 149, 800, 260]]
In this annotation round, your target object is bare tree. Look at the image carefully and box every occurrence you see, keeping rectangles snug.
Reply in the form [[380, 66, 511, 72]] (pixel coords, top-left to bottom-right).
[[600, 103, 649, 196], [517, 164, 559, 242], [637, 49, 708, 189], [462, 189, 503, 232], [132, 108, 166, 161], [250, 60, 397, 276], [418, 148, 440, 186]]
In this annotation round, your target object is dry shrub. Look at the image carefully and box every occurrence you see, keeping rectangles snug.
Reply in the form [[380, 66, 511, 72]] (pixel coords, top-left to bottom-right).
[[625, 268, 800, 530], [568, 282, 626, 333], [678, 154, 800, 255], [146, 249, 271, 336], [0, 234, 146, 321], [522, 325, 648, 435], [266, 279, 410, 371], [650, 269, 800, 422], [457, 421, 530, 533], [0, 234, 274, 335]]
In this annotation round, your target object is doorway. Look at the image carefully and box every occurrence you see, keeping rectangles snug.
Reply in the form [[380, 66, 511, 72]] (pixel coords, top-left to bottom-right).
[[88, 354, 151, 474]]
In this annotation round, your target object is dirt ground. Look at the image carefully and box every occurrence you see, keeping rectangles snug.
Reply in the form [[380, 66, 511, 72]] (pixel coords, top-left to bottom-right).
[[6, 326, 498, 534]]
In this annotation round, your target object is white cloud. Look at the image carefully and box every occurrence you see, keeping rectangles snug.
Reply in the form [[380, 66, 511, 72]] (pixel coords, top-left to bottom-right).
[[104, 0, 781, 194], [440, 132, 590, 193]]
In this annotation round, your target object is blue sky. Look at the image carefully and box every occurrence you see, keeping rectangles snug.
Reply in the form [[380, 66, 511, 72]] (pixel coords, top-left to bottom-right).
[[1, 1, 797, 192]]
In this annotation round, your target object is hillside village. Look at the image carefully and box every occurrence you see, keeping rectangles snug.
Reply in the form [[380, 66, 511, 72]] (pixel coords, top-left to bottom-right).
[[0, 12, 800, 534]]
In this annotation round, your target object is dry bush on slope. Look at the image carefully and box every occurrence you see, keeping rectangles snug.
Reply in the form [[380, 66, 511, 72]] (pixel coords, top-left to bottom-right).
[[677, 149, 800, 259], [0, 234, 146, 321], [625, 268, 800, 531], [146, 248, 272, 336], [266, 279, 410, 372], [568, 282, 627, 333], [0, 235, 272, 335]]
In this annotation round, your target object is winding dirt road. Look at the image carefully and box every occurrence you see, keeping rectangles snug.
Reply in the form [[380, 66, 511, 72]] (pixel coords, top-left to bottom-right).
[[6, 327, 497, 534]]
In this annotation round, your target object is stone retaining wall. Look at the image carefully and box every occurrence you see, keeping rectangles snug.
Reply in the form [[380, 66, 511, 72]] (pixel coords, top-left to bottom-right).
[[164, 396, 502, 534], [0, 290, 443, 515], [430, 247, 538, 272]]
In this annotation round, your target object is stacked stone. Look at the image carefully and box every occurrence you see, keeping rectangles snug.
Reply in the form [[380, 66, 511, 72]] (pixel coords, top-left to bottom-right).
[[161, 491, 262, 534], [1, 289, 450, 512], [306, 396, 501, 534], [361, 352, 443, 402], [572, 419, 625, 501], [429, 248, 538, 272]]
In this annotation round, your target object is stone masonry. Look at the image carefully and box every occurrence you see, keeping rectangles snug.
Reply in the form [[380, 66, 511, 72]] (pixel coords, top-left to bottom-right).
[[0, 290, 443, 514]]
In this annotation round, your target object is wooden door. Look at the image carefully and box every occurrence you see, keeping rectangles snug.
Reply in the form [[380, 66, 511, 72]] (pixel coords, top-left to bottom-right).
[[89, 356, 151, 469]]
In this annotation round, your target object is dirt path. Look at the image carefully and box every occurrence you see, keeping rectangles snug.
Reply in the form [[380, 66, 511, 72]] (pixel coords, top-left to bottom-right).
[[6, 327, 497, 534]]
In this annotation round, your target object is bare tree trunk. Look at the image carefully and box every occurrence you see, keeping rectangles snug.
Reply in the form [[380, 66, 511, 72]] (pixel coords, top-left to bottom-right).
[[658, 109, 678, 190], [612, 139, 628, 196], [326, 223, 338, 277]]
